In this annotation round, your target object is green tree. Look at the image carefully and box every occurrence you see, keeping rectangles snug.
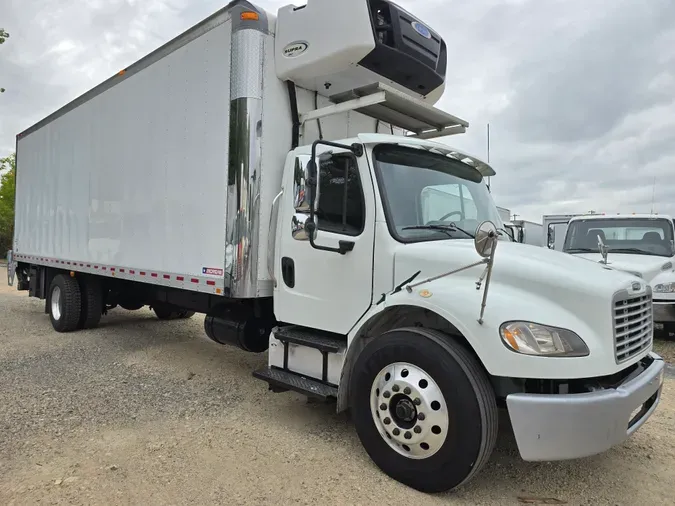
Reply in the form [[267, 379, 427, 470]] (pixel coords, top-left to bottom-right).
[[0, 28, 9, 93], [0, 153, 16, 255]]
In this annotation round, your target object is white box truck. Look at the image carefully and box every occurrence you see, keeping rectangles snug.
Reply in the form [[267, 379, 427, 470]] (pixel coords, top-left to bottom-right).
[[510, 219, 544, 246], [544, 212, 675, 330], [7, 0, 665, 493]]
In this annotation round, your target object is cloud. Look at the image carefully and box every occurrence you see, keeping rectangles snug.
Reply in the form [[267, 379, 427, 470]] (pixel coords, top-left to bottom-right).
[[1, 0, 674, 222]]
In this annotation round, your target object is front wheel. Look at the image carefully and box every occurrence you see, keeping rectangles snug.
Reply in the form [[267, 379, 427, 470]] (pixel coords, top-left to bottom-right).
[[349, 328, 498, 493]]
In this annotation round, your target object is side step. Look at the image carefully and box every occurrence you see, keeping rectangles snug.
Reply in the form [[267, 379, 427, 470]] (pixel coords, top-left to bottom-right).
[[274, 325, 345, 352], [253, 367, 338, 401]]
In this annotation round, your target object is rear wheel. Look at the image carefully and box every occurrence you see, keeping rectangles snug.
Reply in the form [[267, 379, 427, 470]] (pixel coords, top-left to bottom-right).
[[48, 274, 82, 333], [78, 276, 103, 329], [349, 327, 498, 493]]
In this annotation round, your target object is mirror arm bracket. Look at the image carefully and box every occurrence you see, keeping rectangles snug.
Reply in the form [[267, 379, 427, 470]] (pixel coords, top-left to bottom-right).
[[305, 140, 363, 255]]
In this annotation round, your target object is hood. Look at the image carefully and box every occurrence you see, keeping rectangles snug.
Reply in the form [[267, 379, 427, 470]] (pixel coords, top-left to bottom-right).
[[571, 252, 673, 282], [393, 240, 643, 302]]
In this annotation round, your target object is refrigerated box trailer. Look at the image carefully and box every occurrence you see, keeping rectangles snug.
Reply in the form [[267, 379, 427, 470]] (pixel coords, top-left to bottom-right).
[[8, 0, 664, 494]]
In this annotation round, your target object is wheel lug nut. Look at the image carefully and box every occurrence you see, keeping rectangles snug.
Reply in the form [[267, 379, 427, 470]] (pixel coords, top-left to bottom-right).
[[404, 431, 412, 440], [418, 413, 425, 420], [392, 385, 400, 392], [414, 426, 422, 434], [383, 417, 391, 425], [392, 428, 400, 436], [380, 403, 387, 410], [404, 387, 411, 395], [413, 398, 421, 406], [383, 391, 391, 399]]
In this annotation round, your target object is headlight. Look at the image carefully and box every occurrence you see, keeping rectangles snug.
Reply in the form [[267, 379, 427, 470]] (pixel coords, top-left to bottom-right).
[[499, 322, 589, 357], [653, 282, 675, 293]]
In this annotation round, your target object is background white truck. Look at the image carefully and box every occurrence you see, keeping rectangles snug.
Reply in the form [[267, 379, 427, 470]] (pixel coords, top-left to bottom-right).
[[509, 219, 544, 246], [544, 212, 675, 334], [495, 207, 542, 245], [8, 0, 664, 494]]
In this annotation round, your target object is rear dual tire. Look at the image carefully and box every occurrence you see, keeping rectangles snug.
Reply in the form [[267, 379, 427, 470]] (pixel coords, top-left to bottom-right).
[[49, 274, 103, 332], [49, 274, 82, 333], [349, 328, 498, 493]]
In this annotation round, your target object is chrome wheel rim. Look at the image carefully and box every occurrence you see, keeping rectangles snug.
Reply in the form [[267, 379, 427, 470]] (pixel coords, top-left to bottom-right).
[[370, 362, 449, 459], [51, 286, 62, 321]]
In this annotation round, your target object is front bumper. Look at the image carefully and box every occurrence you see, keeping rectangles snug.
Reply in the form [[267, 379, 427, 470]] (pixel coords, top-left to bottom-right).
[[506, 353, 665, 461], [653, 300, 675, 323]]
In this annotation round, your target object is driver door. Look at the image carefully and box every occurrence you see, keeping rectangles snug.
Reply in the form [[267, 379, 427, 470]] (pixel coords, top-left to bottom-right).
[[273, 144, 376, 335]]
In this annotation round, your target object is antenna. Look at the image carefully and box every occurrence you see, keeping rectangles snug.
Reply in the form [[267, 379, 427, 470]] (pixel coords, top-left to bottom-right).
[[650, 176, 656, 214], [486, 123, 490, 188]]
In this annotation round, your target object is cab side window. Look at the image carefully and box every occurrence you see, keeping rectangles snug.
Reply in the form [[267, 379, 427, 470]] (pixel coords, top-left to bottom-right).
[[316, 153, 365, 236]]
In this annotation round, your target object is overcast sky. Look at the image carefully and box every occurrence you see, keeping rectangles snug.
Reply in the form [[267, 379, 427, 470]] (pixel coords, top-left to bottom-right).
[[1, 0, 674, 222]]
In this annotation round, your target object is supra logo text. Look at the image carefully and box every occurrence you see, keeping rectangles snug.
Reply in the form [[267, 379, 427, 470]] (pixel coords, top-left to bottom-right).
[[283, 41, 309, 58]]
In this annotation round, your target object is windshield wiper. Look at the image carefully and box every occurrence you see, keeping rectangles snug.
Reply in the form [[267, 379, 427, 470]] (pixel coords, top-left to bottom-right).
[[496, 227, 512, 239], [608, 248, 663, 256], [565, 248, 596, 253], [402, 224, 475, 239]]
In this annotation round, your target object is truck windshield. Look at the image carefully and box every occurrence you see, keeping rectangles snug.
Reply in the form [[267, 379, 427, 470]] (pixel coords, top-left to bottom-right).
[[372, 144, 506, 243], [564, 218, 675, 257]]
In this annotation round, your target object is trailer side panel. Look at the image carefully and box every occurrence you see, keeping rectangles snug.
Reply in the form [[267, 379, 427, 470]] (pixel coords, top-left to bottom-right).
[[14, 18, 233, 291]]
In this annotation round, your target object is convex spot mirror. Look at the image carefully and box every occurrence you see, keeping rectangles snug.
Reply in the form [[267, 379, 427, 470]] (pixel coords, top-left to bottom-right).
[[475, 221, 498, 258]]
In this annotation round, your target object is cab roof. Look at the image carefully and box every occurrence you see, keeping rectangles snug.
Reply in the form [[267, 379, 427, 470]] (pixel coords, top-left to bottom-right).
[[357, 133, 496, 178], [569, 213, 673, 222]]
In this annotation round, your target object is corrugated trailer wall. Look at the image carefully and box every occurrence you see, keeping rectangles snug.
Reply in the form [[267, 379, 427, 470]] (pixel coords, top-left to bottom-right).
[[14, 14, 233, 281]]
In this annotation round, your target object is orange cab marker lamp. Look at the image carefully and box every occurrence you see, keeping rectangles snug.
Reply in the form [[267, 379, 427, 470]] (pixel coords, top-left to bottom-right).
[[117, 69, 126, 76], [241, 11, 259, 21], [502, 328, 519, 351]]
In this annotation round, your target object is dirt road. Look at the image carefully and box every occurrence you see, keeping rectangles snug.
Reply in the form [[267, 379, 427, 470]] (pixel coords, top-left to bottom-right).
[[0, 266, 674, 505]]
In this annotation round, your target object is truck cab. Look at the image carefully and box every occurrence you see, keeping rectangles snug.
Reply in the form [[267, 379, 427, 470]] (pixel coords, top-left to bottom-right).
[[559, 213, 675, 326]]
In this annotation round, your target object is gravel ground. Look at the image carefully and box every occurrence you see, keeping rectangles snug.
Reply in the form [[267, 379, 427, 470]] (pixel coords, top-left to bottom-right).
[[0, 266, 674, 505]]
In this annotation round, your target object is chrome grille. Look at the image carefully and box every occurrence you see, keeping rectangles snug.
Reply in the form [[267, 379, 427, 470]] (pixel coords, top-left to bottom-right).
[[613, 290, 653, 363]]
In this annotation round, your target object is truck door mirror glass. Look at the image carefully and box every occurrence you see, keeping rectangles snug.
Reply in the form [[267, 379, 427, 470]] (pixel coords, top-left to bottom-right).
[[291, 213, 316, 241], [547, 225, 555, 249], [293, 155, 319, 213]]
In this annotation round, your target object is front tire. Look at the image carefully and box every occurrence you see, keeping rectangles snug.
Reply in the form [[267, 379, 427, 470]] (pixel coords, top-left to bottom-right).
[[349, 328, 498, 493], [48, 274, 82, 333]]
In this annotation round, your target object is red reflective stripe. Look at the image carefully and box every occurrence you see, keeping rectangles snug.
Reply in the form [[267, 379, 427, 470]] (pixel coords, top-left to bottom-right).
[[151, 273, 158, 278], [207, 280, 215, 286], [140, 272, 146, 276], [177, 276, 184, 281], [191, 278, 199, 283], [163, 275, 170, 279]]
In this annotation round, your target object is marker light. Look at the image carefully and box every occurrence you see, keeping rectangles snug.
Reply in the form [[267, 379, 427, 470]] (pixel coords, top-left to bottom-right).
[[241, 11, 259, 21]]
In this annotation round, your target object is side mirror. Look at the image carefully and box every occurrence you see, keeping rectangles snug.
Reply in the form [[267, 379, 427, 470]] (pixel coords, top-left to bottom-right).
[[474, 221, 498, 258], [292, 140, 363, 255], [291, 213, 316, 241]]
